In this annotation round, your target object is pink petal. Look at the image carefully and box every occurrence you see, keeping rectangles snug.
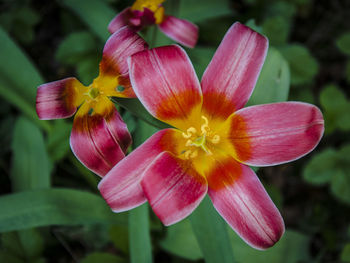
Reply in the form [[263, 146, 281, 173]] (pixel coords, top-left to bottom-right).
[[201, 22, 268, 119], [70, 106, 131, 177], [108, 8, 133, 34], [228, 102, 324, 166], [128, 45, 202, 129], [36, 77, 84, 120], [100, 26, 148, 77], [207, 156, 284, 250], [141, 151, 207, 226], [158, 16, 198, 48], [98, 129, 178, 212]]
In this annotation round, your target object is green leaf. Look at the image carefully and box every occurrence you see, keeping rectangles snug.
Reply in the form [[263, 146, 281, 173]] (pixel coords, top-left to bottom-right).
[[61, 0, 116, 41], [0, 188, 127, 232], [160, 219, 202, 260], [129, 204, 153, 263], [190, 196, 235, 263], [112, 97, 170, 129], [228, 230, 310, 263], [46, 120, 71, 162], [279, 44, 318, 86], [178, 0, 232, 23], [11, 117, 51, 191], [0, 27, 49, 130], [303, 148, 338, 185], [187, 47, 216, 78], [346, 60, 350, 84], [341, 243, 350, 262], [109, 225, 129, 254], [330, 170, 350, 205], [81, 252, 125, 263], [262, 16, 290, 46], [319, 84, 350, 133], [55, 31, 98, 65], [247, 47, 290, 106], [336, 32, 350, 56]]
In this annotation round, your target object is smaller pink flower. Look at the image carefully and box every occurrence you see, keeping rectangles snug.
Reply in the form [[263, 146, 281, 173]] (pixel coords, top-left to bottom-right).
[[36, 27, 148, 177], [98, 22, 324, 249], [108, 0, 198, 48]]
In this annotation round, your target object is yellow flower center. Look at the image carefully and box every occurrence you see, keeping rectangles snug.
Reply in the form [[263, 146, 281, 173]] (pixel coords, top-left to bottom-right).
[[181, 116, 221, 159], [131, 0, 165, 24], [88, 87, 100, 99]]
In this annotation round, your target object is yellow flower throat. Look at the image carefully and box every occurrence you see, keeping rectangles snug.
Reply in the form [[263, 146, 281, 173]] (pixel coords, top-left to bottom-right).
[[131, 0, 165, 24], [181, 116, 221, 159]]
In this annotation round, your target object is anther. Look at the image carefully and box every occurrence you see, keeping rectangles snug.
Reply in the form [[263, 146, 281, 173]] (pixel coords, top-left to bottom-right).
[[201, 116, 210, 134], [182, 127, 197, 139], [211, 135, 220, 144]]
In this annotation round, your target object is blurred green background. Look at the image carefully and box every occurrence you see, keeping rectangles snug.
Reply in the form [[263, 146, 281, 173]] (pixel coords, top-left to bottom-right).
[[0, 0, 350, 262]]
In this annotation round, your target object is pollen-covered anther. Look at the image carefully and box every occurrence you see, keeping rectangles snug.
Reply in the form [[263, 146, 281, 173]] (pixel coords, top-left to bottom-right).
[[201, 116, 210, 134], [211, 134, 220, 144], [182, 127, 197, 139]]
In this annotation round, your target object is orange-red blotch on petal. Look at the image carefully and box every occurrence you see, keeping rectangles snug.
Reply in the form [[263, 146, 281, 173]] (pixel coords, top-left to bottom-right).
[[201, 90, 237, 121], [36, 77, 86, 120], [206, 154, 243, 191], [155, 89, 202, 125], [226, 113, 252, 162]]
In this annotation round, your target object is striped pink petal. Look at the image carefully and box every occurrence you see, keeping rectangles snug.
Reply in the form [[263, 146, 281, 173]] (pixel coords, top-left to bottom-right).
[[228, 102, 324, 166], [108, 8, 133, 34], [207, 156, 284, 250], [201, 22, 268, 119], [158, 16, 198, 48], [128, 45, 202, 130], [141, 151, 207, 226], [98, 129, 178, 212], [100, 26, 148, 77], [70, 106, 131, 177], [36, 77, 84, 120]]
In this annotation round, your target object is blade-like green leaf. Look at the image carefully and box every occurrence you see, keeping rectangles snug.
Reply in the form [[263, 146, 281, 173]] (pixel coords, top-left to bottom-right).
[[61, 0, 116, 41], [0, 27, 49, 131], [113, 97, 170, 129], [189, 196, 235, 263], [11, 117, 51, 191], [0, 188, 127, 232], [247, 47, 290, 106], [160, 219, 202, 260], [178, 0, 232, 22]]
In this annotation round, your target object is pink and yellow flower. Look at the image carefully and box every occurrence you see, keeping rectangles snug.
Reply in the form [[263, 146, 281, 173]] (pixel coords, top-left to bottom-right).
[[36, 27, 148, 177], [108, 0, 198, 48], [98, 22, 324, 249]]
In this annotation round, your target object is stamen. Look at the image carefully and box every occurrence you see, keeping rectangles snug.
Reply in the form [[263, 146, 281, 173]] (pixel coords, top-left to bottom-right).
[[201, 116, 210, 134], [190, 150, 198, 158], [184, 150, 192, 159], [182, 127, 197, 139], [185, 140, 192, 147], [211, 135, 220, 144]]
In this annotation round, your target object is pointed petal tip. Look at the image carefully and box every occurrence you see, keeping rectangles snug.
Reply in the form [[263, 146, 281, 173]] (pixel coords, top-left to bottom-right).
[[108, 8, 132, 34]]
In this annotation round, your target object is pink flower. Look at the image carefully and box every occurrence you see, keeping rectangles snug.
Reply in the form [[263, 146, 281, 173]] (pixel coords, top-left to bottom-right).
[[108, 0, 198, 48], [98, 22, 324, 249], [36, 27, 148, 177]]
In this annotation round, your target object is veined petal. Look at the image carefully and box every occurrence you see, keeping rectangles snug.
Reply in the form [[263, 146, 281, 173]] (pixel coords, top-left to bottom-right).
[[201, 22, 268, 119], [158, 16, 198, 48], [141, 151, 207, 226], [128, 45, 202, 130], [206, 156, 284, 250], [226, 102, 324, 166], [36, 77, 86, 120], [108, 8, 133, 34], [70, 103, 130, 177], [99, 26, 148, 97], [98, 128, 180, 212]]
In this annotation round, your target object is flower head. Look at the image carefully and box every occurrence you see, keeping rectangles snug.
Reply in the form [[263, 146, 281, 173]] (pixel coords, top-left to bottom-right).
[[36, 27, 148, 176], [98, 22, 324, 249], [108, 0, 198, 48]]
